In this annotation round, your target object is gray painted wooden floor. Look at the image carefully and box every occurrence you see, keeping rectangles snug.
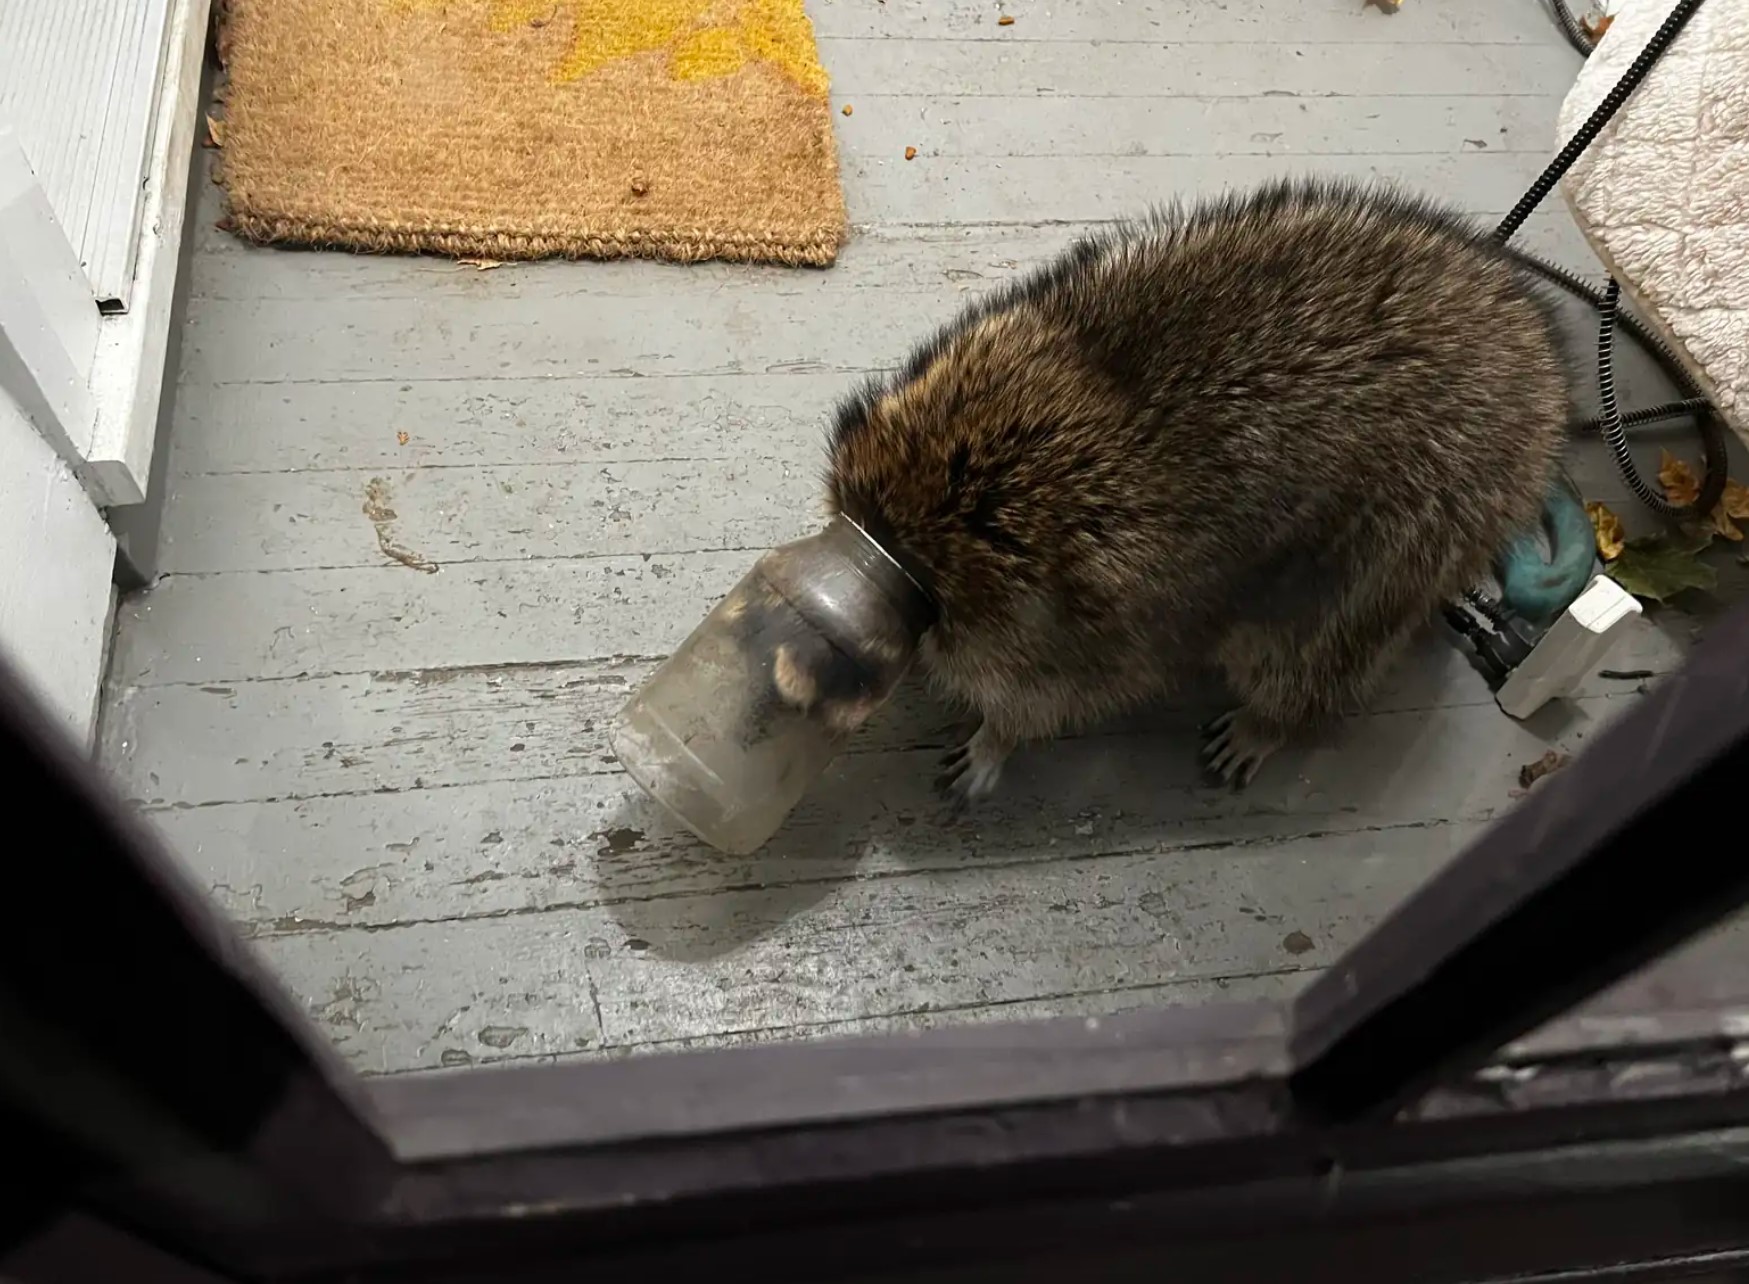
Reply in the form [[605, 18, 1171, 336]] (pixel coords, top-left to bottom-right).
[[98, 0, 1749, 1075]]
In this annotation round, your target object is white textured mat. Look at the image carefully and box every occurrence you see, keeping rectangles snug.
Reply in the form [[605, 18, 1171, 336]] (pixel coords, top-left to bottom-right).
[[1559, 0, 1749, 448]]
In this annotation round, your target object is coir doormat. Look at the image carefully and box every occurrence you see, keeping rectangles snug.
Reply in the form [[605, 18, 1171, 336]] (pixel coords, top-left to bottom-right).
[[215, 0, 847, 266]]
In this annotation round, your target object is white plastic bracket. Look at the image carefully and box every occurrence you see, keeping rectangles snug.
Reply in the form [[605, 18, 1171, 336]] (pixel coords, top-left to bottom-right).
[[1495, 574, 1644, 720]]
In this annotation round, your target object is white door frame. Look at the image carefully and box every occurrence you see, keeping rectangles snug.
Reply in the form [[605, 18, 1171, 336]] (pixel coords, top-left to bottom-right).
[[0, 119, 118, 744], [0, 0, 213, 511], [0, 122, 107, 498]]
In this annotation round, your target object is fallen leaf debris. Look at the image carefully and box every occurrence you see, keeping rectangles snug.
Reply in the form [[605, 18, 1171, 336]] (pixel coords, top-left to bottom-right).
[[1518, 750, 1570, 790], [1606, 531, 1717, 602], [1660, 449, 1702, 507], [363, 477, 439, 574], [1591, 452, 1749, 604], [1586, 500, 1625, 561], [1659, 449, 1749, 541]]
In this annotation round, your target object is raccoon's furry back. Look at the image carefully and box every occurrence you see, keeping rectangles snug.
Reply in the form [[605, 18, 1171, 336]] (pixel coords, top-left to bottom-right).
[[825, 179, 1571, 739]]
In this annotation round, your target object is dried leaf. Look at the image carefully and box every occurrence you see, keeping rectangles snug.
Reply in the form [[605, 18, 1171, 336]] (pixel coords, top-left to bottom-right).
[[1586, 500, 1625, 561], [396, 431, 410, 446], [1582, 11, 1614, 39], [457, 258, 505, 270], [204, 114, 225, 148], [904, 146, 918, 160], [997, 13, 1015, 23], [841, 103, 853, 115], [1658, 449, 1747, 540], [1659, 449, 1701, 507], [1518, 750, 1569, 789], [1605, 531, 1718, 602], [1722, 477, 1749, 521]]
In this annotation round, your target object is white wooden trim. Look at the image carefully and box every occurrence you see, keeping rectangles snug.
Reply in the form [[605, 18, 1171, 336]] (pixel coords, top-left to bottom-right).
[[0, 126, 100, 478], [83, 0, 212, 506], [0, 394, 116, 747], [0, 125, 98, 375], [0, 0, 179, 307]]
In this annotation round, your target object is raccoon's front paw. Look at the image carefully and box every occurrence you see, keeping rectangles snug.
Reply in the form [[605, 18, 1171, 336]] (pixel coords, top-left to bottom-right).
[[1200, 709, 1283, 790], [936, 722, 1012, 810]]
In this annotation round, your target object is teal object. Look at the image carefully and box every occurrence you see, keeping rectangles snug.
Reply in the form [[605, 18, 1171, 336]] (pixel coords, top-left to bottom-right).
[[1496, 475, 1597, 624]]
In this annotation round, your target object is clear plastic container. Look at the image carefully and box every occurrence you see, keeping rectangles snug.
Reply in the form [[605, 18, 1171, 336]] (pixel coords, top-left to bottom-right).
[[610, 516, 934, 854]]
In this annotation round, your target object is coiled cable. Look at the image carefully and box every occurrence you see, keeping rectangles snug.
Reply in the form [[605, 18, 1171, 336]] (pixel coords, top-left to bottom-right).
[[1496, 0, 1705, 245], [1448, 0, 1725, 651]]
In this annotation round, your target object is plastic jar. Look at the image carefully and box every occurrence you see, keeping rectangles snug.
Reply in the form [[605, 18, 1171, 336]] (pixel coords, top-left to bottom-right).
[[611, 516, 933, 854]]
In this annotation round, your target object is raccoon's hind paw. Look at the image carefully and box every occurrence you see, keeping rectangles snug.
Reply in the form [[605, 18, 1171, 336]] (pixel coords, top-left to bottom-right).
[[936, 722, 1012, 811], [1200, 709, 1283, 790]]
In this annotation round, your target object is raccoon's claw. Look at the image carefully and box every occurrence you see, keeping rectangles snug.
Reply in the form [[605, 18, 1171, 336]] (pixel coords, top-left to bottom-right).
[[935, 725, 1009, 810], [936, 745, 971, 797], [1200, 709, 1281, 790], [1200, 709, 1238, 738]]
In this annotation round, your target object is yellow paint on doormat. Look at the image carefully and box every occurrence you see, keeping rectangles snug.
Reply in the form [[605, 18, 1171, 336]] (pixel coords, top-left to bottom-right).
[[214, 0, 847, 265]]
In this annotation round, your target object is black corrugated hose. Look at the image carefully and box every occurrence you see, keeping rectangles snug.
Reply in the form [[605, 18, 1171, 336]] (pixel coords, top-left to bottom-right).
[[1456, 0, 1726, 636], [1508, 249, 1727, 520], [1502, 0, 1728, 522]]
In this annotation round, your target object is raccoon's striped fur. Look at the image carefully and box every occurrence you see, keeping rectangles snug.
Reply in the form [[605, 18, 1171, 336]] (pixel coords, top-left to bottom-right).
[[825, 179, 1571, 795]]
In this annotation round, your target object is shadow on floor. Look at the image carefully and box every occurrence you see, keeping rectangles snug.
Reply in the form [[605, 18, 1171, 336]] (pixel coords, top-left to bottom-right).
[[586, 657, 1552, 961]]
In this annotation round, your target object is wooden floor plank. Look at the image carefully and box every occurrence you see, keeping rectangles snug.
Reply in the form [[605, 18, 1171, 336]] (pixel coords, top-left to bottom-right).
[[250, 824, 1468, 1072], [108, 554, 741, 685], [596, 968, 1312, 1061], [175, 163, 1568, 390], [153, 458, 822, 574], [187, 198, 1584, 308], [167, 371, 848, 474], [838, 152, 1557, 225], [831, 94, 1564, 160], [583, 830, 1460, 1047], [131, 678, 1633, 942], [103, 652, 1651, 813], [816, 39, 1577, 100], [246, 915, 605, 1073], [804, 0, 1564, 46], [103, 624, 1684, 809], [148, 433, 1720, 580], [110, 526, 1710, 690]]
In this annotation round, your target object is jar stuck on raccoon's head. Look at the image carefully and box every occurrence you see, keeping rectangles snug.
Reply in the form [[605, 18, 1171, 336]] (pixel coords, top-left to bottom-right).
[[611, 515, 932, 855]]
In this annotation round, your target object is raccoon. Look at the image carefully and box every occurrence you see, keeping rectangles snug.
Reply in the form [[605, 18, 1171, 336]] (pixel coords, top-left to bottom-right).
[[824, 179, 1570, 798]]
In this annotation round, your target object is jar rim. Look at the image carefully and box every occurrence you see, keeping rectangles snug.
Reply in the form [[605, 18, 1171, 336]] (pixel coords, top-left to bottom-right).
[[835, 511, 938, 629]]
